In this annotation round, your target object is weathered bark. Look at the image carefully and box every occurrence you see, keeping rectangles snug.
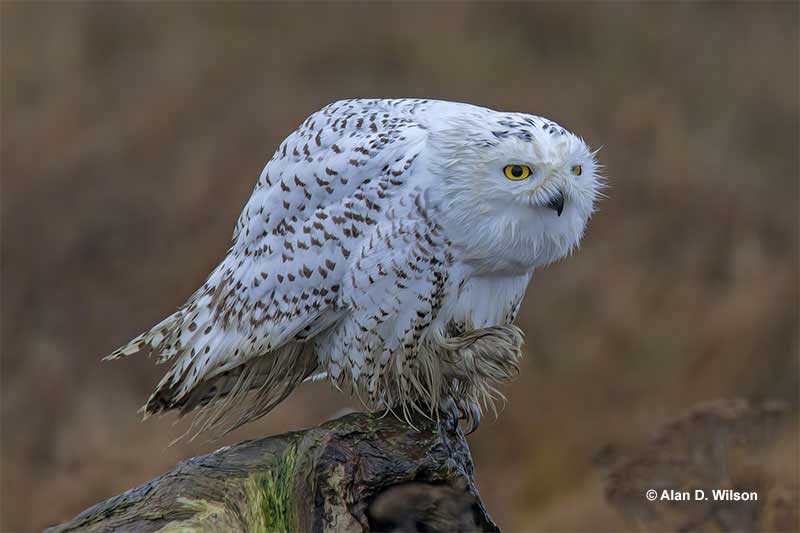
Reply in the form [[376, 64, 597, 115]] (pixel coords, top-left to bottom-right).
[[46, 411, 499, 533]]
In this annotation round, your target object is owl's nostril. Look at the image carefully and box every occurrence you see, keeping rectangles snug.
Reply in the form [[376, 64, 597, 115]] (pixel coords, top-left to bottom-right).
[[546, 191, 565, 216]]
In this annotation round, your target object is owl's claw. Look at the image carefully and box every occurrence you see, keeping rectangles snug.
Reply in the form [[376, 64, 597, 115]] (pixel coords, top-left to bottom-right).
[[438, 398, 482, 435], [463, 401, 481, 435], [438, 397, 460, 433]]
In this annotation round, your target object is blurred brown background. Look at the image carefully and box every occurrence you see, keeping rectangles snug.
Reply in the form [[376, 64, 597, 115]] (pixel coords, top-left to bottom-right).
[[2, 3, 798, 532]]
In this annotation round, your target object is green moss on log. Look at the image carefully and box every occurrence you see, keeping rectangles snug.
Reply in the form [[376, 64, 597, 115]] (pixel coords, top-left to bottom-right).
[[155, 497, 237, 532], [244, 444, 299, 532]]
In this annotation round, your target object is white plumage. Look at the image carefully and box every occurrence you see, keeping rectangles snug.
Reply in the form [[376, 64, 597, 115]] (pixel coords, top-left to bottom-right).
[[107, 98, 602, 434]]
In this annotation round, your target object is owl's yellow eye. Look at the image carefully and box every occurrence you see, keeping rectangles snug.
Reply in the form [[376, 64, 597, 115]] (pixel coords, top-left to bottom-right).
[[571, 165, 582, 176], [503, 164, 532, 181]]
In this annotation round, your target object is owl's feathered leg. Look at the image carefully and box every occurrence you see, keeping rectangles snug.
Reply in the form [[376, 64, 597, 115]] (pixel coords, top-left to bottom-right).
[[439, 324, 524, 433]]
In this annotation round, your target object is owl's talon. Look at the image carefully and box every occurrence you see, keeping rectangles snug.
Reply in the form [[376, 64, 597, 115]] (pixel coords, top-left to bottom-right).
[[438, 397, 460, 433], [463, 401, 481, 435]]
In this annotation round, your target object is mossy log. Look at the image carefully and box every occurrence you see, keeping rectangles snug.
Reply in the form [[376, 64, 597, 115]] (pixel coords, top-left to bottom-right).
[[46, 411, 499, 533]]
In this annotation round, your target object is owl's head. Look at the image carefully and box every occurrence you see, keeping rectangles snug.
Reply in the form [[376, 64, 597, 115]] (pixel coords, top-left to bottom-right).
[[427, 105, 603, 273]]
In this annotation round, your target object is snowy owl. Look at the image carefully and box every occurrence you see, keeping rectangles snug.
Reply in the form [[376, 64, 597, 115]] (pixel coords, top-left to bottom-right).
[[107, 99, 602, 435]]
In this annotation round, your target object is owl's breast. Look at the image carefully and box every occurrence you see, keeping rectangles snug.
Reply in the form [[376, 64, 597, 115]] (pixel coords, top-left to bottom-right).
[[433, 270, 531, 334]]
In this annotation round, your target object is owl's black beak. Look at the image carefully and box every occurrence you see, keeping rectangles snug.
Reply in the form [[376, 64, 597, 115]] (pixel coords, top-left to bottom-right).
[[546, 191, 565, 216]]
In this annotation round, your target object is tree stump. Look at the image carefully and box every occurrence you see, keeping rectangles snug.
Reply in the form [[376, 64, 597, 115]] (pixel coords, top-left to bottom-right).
[[46, 411, 499, 532]]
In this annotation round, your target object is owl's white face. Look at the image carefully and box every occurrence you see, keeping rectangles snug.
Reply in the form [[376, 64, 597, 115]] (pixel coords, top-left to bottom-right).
[[428, 109, 602, 275], [475, 127, 598, 220]]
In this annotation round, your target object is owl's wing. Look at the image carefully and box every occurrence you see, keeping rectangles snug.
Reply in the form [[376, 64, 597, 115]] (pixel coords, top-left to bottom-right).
[[314, 188, 456, 417], [106, 99, 432, 429]]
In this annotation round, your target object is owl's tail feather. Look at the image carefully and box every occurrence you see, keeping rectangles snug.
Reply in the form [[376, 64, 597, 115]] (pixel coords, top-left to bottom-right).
[[142, 342, 318, 439], [104, 310, 184, 361], [105, 291, 319, 439]]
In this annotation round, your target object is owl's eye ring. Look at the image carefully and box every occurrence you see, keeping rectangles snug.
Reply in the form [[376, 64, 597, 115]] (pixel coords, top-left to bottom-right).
[[571, 165, 582, 176], [503, 164, 532, 181]]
